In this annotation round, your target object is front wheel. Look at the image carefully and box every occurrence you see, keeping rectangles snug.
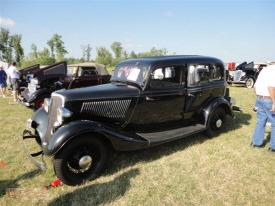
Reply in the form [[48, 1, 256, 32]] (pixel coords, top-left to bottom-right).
[[204, 107, 227, 138], [245, 78, 254, 88], [53, 135, 108, 186]]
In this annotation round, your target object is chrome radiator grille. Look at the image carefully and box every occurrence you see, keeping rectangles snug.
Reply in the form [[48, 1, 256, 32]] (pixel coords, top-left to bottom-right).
[[233, 70, 242, 82], [28, 79, 37, 95], [81, 100, 131, 122], [45, 96, 63, 143]]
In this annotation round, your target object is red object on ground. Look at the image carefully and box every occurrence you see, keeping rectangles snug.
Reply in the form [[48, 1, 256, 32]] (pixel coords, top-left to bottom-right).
[[44, 180, 62, 190], [51, 180, 62, 187], [1, 161, 5, 168]]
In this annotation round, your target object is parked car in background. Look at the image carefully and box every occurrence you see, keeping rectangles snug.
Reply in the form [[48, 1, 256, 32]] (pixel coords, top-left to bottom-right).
[[22, 55, 241, 186], [18, 64, 40, 88], [22, 61, 111, 110], [227, 61, 267, 88]]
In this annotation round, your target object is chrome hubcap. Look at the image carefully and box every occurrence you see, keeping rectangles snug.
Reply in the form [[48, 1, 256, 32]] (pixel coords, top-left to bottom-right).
[[216, 119, 222, 128], [79, 155, 92, 169]]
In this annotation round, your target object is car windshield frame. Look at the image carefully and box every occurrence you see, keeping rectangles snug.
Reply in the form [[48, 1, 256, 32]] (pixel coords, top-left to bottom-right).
[[111, 64, 151, 87]]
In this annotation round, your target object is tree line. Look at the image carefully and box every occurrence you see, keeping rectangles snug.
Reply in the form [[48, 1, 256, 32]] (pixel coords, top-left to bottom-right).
[[0, 27, 173, 68]]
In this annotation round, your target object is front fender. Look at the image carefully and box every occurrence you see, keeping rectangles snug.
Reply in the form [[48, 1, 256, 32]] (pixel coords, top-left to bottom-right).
[[241, 75, 255, 82], [43, 120, 149, 156], [31, 107, 48, 143], [28, 88, 52, 102]]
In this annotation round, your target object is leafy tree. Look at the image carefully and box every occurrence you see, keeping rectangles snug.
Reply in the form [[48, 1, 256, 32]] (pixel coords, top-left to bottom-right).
[[111, 41, 123, 59], [81, 45, 86, 61], [31, 44, 38, 58], [21, 47, 55, 68], [0, 28, 12, 62], [95, 46, 112, 65], [47, 39, 55, 58], [122, 50, 128, 59], [81, 44, 92, 61], [47, 34, 68, 61], [64, 57, 83, 65], [86, 44, 92, 61], [10, 34, 24, 66], [136, 47, 168, 58], [129, 51, 137, 59]]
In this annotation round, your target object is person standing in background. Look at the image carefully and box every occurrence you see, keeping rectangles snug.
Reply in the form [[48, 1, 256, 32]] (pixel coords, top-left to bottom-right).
[[251, 62, 275, 153], [8, 62, 20, 102], [0, 65, 7, 97]]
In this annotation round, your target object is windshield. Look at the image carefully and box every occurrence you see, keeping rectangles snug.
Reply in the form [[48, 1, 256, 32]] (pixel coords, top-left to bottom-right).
[[111, 65, 150, 86]]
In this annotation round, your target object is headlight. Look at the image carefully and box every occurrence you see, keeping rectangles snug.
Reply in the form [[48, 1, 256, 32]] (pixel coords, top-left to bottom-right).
[[57, 107, 72, 125], [241, 72, 246, 76], [43, 98, 51, 113]]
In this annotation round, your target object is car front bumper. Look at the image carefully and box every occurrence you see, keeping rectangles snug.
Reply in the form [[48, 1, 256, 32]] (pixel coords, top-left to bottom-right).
[[22, 128, 47, 170]]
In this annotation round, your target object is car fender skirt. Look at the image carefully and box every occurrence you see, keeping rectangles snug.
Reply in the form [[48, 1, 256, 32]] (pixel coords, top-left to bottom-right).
[[43, 120, 149, 156]]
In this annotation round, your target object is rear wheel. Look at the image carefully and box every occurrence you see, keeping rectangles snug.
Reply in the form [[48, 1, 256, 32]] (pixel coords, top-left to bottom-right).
[[34, 94, 50, 110], [245, 78, 254, 88], [204, 107, 227, 137], [53, 135, 108, 186]]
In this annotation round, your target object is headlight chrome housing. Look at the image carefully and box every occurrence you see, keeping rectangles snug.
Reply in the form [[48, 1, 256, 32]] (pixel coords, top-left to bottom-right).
[[43, 98, 51, 113], [56, 107, 72, 125]]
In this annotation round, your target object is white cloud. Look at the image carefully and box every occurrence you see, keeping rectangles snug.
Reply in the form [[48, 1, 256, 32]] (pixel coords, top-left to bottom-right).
[[0, 17, 16, 26], [124, 44, 135, 48], [125, 38, 132, 42], [164, 11, 172, 17]]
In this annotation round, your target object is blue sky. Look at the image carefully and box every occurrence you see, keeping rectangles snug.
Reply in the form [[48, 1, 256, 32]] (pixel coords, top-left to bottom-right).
[[0, 0, 274, 63]]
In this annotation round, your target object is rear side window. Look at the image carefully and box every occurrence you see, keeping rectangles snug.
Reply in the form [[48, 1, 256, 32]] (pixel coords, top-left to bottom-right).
[[212, 63, 224, 81], [188, 64, 210, 86]]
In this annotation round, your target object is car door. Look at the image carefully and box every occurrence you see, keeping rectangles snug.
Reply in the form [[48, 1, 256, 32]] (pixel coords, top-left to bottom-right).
[[183, 62, 225, 125], [136, 65, 186, 132]]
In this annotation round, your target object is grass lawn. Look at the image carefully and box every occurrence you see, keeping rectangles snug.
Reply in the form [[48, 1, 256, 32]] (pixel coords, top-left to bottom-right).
[[1, 86, 275, 206]]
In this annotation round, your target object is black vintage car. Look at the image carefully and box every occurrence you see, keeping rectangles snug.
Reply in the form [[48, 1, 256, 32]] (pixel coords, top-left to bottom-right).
[[22, 61, 111, 110], [227, 61, 266, 88], [22, 55, 240, 186]]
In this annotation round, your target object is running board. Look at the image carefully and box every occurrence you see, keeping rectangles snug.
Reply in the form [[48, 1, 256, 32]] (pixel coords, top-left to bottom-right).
[[137, 124, 206, 146]]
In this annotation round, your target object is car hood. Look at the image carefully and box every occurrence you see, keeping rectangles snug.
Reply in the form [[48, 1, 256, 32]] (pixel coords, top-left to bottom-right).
[[54, 82, 140, 101], [33, 61, 67, 83]]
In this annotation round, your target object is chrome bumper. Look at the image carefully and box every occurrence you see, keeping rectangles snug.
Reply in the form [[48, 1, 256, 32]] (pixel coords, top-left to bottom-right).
[[22, 129, 47, 170]]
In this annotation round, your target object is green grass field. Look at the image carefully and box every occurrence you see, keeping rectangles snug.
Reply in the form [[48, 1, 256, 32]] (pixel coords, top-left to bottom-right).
[[1, 86, 275, 206]]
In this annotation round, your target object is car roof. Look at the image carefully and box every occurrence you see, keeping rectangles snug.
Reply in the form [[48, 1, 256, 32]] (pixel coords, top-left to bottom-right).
[[117, 55, 224, 67]]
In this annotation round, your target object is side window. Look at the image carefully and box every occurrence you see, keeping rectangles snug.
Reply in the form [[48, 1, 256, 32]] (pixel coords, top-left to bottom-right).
[[188, 64, 210, 86], [212, 63, 223, 81], [151, 66, 181, 88], [79, 67, 97, 77]]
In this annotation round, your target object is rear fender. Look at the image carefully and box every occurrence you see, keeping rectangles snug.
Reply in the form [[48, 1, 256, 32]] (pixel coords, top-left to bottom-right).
[[199, 97, 234, 126]]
